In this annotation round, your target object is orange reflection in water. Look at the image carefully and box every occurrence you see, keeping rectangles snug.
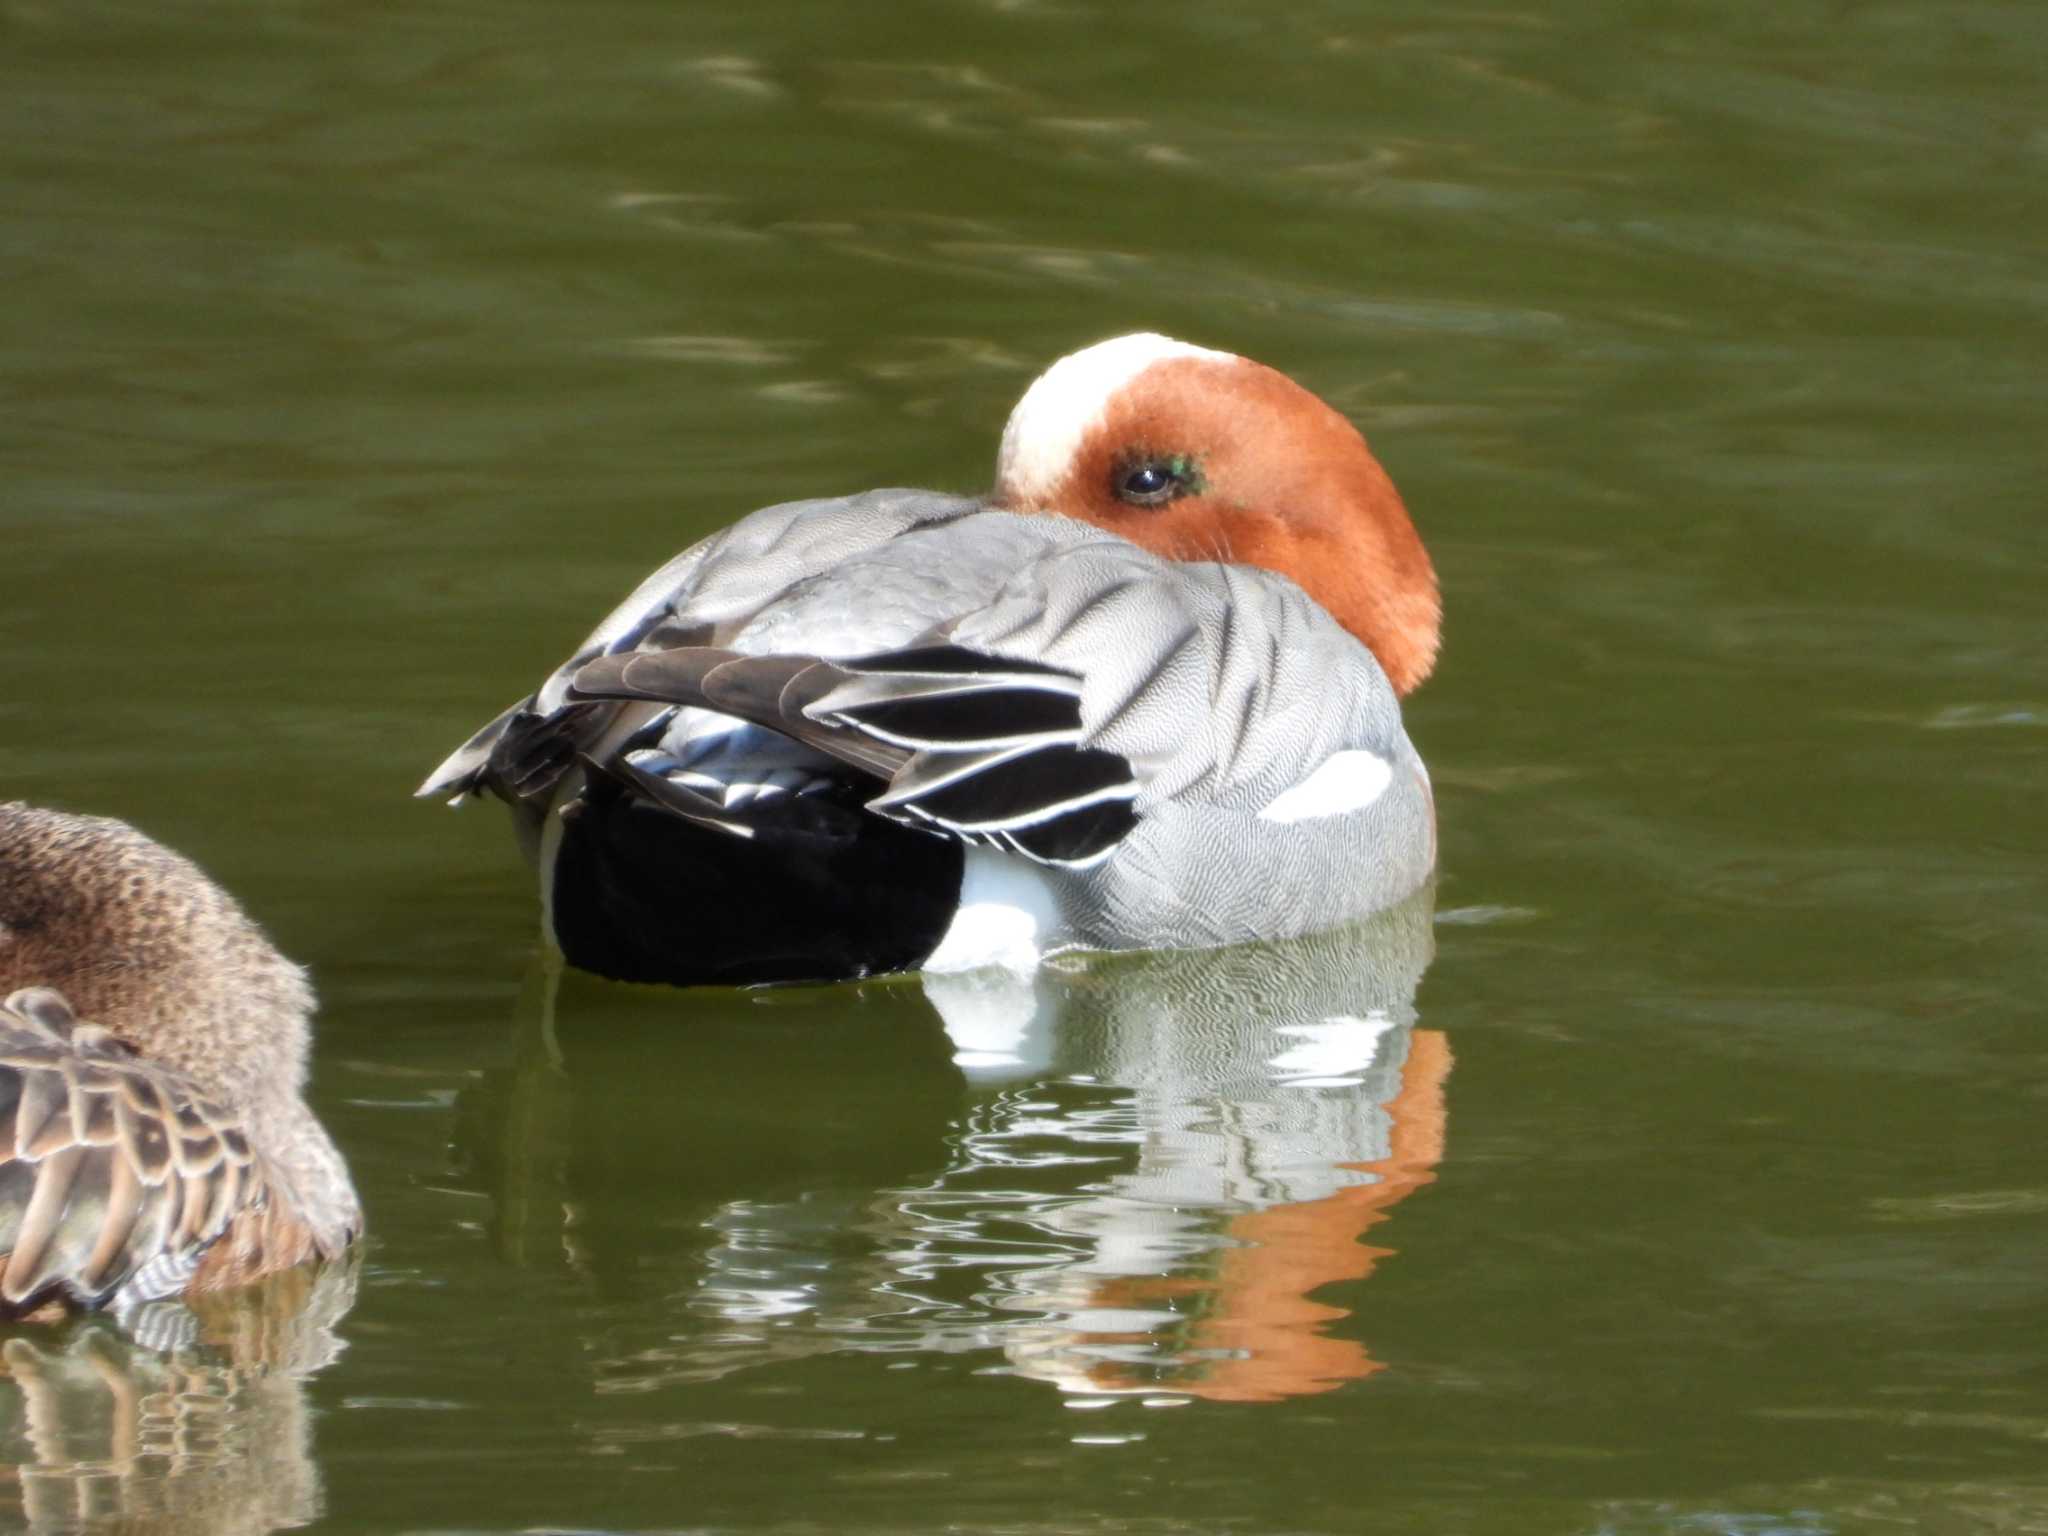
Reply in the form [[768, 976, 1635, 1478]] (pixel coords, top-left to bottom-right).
[[1066, 1028, 1451, 1404]]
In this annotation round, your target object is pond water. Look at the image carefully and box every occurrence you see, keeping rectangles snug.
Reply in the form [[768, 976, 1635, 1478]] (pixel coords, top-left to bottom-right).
[[4, 1, 2045, 1532]]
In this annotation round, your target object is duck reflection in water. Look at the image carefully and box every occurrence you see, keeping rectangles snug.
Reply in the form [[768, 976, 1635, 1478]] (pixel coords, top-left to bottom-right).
[[0, 1259, 356, 1535], [458, 886, 1443, 1406], [918, 890, 1444, 1402]]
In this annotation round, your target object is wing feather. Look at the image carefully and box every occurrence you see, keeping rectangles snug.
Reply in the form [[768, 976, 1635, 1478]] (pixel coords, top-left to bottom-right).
[[574, 650, 909, 780], [81, 1154, 143, 1290], [13, 1069, 63, 1157], [0, 992, 270, 1317], [417, 490, 983, 805], [3, 1143, 86, 1303], [571, 638, 1141, 867], [879, 747, 1134, 831], [590, 752, 755, 837]]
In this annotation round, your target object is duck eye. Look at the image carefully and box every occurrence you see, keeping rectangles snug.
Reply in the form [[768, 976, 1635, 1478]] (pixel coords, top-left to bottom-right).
[[1114, 457, 1194, 508]]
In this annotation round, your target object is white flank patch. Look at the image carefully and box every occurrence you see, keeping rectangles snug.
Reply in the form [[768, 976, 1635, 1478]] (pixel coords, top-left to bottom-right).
[[921, 847, 1063, 973], [1257, 749, 1394, 823], [995, 333, 1234, 508]]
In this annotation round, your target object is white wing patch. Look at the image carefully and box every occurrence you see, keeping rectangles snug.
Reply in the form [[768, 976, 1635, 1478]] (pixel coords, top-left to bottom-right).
[[1257, 749, 1393, 824]]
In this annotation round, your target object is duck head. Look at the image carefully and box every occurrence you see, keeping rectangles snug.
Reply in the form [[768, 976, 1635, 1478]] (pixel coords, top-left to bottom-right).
[[0, 803, 314, 1107], [994, 333, 1439, 696]]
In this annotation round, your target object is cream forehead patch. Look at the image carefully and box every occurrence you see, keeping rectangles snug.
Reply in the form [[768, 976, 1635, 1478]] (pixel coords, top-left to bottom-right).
[[996, 333, 1234, 508]]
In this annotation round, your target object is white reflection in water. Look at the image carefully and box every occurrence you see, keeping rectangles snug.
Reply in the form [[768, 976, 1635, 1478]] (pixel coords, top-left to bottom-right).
[[678, 890, 1445, 1404]]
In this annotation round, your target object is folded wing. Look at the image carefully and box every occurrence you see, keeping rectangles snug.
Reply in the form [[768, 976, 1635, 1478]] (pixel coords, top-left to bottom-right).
[[571, 642, 1139, 866], [0, 989, 267, 1315], [417, 489, 983, 806]]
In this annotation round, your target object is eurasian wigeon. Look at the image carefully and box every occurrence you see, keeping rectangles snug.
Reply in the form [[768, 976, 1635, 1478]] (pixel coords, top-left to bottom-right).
[[421, 334, 1440, 985]]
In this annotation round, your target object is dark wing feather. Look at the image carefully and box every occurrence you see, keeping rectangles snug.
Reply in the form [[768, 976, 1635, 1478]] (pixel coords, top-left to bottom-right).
[[571, 642, 1141, 867], [415, 699, 527, 801], [583, 751, 757, 838], [877, 744, 1135, 829], [820, 686, 1081, 751], [844, 643, 1076, 678], [574, 650, 909, 780], [0, 990, 266, 1315]]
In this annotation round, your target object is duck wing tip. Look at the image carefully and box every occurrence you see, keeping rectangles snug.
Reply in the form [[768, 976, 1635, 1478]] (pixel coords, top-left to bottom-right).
[[0, 1012, 270, 1318]]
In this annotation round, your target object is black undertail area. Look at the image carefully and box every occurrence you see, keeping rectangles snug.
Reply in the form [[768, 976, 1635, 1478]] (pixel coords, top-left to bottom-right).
[[547, 772, 965, 988]]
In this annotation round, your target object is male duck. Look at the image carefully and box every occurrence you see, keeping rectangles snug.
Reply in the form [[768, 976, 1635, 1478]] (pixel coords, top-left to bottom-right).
[[421, 333, 1440, 986], [0, 804, 360, 1319]]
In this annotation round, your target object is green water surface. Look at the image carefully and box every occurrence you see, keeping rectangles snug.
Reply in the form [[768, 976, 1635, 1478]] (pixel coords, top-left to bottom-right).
[[4, 1, 2045, 1532]]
